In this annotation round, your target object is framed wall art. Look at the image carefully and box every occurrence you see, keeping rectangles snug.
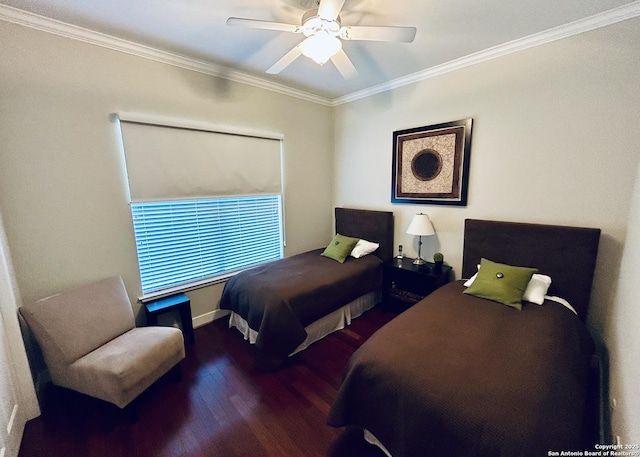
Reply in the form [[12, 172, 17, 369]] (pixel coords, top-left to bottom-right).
[[391, 118, 473, 206]]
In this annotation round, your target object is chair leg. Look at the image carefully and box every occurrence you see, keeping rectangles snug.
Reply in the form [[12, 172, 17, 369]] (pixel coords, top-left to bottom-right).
[[122, 401, 138, 423], [171, 363, 182, 383]]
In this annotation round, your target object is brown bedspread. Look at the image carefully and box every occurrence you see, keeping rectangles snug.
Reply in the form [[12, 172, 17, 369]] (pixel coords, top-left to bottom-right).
[[327, 281, 595, 457], [220, 249, 383, 364]]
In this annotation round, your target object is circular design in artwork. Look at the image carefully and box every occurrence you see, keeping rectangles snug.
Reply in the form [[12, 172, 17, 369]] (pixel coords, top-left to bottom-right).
[[411, 149, 443, 181]]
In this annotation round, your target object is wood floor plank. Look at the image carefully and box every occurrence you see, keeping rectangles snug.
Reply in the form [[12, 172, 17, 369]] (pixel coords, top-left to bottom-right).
[[18, 305, 396, 457]]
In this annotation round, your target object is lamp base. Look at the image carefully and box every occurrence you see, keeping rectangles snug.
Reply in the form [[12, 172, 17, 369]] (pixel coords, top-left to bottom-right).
[[412, 257, 427, 265]]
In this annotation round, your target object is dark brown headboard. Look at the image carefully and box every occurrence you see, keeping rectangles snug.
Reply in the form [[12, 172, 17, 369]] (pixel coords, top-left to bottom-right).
[[463, 219, 600, 321], [335, 208, 394, 262]]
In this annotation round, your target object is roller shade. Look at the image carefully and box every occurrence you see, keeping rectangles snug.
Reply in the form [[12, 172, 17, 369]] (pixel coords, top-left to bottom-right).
[[119, 118, 283, 202]]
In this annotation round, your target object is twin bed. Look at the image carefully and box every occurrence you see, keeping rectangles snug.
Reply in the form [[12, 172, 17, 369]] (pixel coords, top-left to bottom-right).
[[328, 218, 601, 457], [220, 209, 601, 455], [220, 207, 394, 366]]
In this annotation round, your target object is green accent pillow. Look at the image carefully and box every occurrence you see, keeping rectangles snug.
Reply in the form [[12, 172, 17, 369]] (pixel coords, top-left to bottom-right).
[[321, 233, 359, 263], [463, 258, 538, 310]]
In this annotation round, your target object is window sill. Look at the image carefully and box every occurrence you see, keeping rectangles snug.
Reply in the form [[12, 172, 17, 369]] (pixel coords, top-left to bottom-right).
[[138, 271, 239, 303]]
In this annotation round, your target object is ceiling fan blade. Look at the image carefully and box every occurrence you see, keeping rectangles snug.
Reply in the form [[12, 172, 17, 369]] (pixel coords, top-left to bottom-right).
[[266, 45, 303, 74], [342, 25, 417, 43], [226, 17, 300, 33], [317, 0, 346, 21], [330, 49, 358, 80]]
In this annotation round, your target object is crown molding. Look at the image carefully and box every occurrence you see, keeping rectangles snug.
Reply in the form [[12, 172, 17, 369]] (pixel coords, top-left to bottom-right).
[[2, 1, 639, 108], [331, 0, 640, 106], [0, 4, 333, 107]]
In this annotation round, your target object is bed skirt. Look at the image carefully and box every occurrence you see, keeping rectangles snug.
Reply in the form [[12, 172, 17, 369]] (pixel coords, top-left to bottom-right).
[[227, 289, 381, 357]]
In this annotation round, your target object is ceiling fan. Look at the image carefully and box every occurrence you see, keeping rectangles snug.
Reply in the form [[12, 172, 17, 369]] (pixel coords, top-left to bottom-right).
[[226, 0, 416, 79]]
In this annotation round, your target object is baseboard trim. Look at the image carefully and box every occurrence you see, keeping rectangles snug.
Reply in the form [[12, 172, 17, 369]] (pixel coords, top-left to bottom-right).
[[193, 309, 230, 329]]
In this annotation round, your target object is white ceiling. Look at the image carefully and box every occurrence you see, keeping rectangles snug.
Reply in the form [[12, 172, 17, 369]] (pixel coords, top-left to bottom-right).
[[1, 0, 639, 103]]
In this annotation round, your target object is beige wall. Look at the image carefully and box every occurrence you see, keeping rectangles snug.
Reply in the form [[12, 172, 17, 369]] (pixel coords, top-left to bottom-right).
[[333, 17, 640, 442], [0, 21, 334, 322], [605, 158, 640, 444]]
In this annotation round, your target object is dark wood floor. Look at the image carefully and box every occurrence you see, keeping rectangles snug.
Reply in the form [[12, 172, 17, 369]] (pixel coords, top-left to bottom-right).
[[19, 306, 398, 457]]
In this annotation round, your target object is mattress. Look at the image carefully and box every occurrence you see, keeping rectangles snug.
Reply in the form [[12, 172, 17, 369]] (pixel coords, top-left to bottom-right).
[[228, 289, 380, 356], [328, 281, 595, 457], [220, 248, 383, 365]]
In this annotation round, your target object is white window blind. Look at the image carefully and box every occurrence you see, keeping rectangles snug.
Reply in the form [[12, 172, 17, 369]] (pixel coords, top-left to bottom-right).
[[118, 114, 284, 297], [132, 196, 283, 295]]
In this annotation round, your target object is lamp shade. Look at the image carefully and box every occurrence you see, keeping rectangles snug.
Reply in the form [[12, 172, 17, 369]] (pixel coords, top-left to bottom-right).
[[406, 213, 436, 236]]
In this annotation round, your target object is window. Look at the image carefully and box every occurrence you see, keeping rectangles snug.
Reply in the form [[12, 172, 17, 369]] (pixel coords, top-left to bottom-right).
[[132, 195, 283, 295], [118, 113, 284, 298]]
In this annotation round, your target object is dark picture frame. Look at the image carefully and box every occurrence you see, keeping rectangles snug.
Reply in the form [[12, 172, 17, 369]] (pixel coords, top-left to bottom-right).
[[391, 118, 473, 206]]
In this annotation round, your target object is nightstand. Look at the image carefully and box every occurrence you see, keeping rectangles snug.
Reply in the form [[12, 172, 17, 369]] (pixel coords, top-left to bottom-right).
[[145, 293, 195, 345], [383, 257, 452, 311]]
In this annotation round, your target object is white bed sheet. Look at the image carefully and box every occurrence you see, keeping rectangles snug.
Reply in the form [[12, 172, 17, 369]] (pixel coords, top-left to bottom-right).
[[364, 429, 393, 457]]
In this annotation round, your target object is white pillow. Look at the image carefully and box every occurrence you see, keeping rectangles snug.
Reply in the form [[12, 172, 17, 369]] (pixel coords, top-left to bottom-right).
[[463, 264, 551, 305], [350, 239, 380, 258], [523, 274, 552, 305], [462, 265, 480, 287]]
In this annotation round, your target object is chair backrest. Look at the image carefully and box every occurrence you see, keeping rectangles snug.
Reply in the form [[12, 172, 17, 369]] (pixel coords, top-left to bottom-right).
[[20, 276, 135, 366]]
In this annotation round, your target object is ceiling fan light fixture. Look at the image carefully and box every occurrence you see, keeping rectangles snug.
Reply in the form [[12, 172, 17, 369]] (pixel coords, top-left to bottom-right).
[[300, 33, 342, 65], [227, 0, 415, 77]]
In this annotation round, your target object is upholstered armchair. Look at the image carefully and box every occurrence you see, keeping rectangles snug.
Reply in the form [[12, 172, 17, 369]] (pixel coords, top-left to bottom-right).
[[20, 276, 185, 409]]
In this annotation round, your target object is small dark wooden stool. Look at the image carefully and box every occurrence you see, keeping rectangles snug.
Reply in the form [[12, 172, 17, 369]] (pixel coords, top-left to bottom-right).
[[145, 293, 195, 344]]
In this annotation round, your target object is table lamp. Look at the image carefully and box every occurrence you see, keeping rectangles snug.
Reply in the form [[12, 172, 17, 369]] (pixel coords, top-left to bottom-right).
[[406, 213, 436, 265]]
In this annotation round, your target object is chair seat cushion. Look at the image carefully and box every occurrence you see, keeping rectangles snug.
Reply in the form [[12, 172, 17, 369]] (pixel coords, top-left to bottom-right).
[[59, 326, 185, 408]]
